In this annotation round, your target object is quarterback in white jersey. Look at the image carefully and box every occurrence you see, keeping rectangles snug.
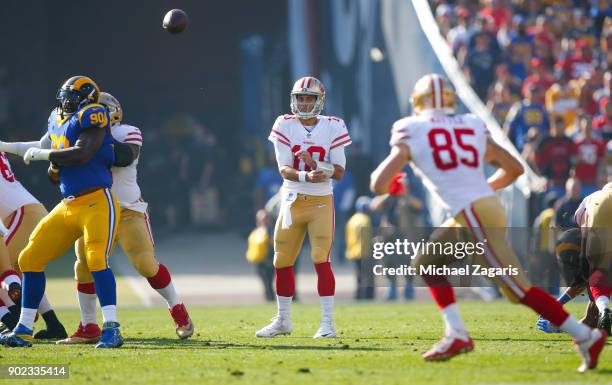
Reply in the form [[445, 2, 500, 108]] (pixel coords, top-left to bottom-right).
[[256, 76, 351, 339], [370, 73, 606, 371], [57, 92, 194, 344], [0, 150, 67, 339]]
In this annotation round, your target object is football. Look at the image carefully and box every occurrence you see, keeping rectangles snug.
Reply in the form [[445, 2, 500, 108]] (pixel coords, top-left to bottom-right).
[[162, 9, 189, 34]]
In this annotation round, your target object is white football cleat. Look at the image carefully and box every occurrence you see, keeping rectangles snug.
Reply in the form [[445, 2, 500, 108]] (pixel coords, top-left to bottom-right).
[[256, 316, 292, 338], [313, 318, 336, 338], [575, 328, 607, 373]]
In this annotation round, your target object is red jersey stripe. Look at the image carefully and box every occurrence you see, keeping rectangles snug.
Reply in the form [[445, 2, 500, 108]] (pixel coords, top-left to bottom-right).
[[330, 139, 352, 149]]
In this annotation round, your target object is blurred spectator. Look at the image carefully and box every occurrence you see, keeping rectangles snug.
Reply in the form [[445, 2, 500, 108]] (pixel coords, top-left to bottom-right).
[[591, 1, 612, 38], [501, 15, 532, 81], [573, 115, 606, 195], [447, 6, 472, 55], [189, 124, 223, 228], [467, 14, 502, 57], [521, 126, 544, 171], [522, 58, 555, 98], [564, 8, 592, 43], [435, 3, 454, 38], [534, 116, 575, 197], [599, 22, 612, 67], [494, 62, 523, 100], [479, 0, 511, 33], [594, 70, 611, 116], [245, 210, 275, 302], [464, 29, 501, 100], [553, 177, 583, 230], [254, 152, 283, 210], [529, 15, 556, 66], [593, 100, 612, 140], [333, 170, 356, 264], [556, 38, 594, 80], [345, 196, 375, 300], [574, 70, 600, 118], [487, 81, 513, 125], [545, 69, 579, 131], [530, 191, 560, 295], [504, 84, 550, 152]]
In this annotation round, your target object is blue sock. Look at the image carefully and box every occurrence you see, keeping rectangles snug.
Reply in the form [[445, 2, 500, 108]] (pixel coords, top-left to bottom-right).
[[21, 272, 45, 309], [91, 268, 117, 307]]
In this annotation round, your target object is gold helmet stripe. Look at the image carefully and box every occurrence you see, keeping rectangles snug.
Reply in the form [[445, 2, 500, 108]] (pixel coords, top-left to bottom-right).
[[72, 76, 100, 94]]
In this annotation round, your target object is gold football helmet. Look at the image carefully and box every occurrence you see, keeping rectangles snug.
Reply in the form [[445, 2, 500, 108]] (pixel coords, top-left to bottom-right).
[[410, 73, 456, 115], [290, 76, 326, 119], [98, 92, 123, 126]]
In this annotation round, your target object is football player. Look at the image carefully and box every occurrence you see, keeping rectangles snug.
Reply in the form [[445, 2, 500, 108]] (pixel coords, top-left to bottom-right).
[[56, 92, 193, 344], [370, 73, 606, 372], [0, 152, 67, 339], [256, 77, 351, 338], [537, 183, 612, 335], [0, 76, 123, 348], [535, 227, 604, 334]]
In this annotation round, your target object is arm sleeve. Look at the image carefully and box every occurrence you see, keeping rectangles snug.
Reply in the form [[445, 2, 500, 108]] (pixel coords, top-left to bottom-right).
[[0, 133, 52, 156], [329, 145, 346, 168], [273, 140, 293, 169]]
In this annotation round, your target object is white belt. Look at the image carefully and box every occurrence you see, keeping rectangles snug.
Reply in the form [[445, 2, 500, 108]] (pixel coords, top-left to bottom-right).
[[281, 191, 298, 229]]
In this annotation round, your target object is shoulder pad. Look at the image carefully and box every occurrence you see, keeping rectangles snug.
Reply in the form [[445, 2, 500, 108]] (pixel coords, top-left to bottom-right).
[[78, 103, 109, 128]]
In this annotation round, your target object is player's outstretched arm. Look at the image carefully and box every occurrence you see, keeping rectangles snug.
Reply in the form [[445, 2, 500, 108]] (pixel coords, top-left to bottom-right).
[[483, 137, 524, 191], [370, 144, 410, 195], [0, 134, 52, 157]]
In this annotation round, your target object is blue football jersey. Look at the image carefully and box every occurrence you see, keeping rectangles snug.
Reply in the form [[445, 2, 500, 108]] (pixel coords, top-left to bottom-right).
[[46, 103, 115, 197]]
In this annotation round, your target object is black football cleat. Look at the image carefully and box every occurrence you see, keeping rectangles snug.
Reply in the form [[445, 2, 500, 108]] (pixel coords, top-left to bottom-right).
[[597, 308, 611, 336], [34, 311, 68, 340]]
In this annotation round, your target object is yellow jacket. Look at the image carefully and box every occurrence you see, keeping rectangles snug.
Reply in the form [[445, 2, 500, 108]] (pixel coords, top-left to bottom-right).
[[345, 212, 372, 260]]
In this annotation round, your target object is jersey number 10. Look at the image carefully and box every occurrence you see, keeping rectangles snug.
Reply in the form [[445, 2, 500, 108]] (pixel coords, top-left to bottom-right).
[[291, 145, 326, 171], [428, 128, 479, 170]]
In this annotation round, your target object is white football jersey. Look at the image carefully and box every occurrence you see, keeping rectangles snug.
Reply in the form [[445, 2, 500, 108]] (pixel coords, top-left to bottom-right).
[[390, 110, 494, 216], [269, 114, 351, 196], [0, 152, 39, 219], [110, 124, 147, 213]]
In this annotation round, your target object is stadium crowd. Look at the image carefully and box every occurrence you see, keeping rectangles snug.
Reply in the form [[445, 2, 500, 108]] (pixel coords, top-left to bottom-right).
[[433, 0, 612, 201]]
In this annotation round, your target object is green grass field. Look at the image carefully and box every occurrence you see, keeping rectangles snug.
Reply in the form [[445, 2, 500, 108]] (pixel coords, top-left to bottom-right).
[[2, 302, 611, 385]]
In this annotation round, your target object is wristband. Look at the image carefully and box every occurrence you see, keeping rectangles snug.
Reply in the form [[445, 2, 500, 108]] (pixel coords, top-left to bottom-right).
[[298, 171, 307, 183]]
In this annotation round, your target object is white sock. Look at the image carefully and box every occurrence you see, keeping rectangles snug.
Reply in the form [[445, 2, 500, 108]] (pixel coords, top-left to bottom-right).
[[277, 296, 292, 319], [1, 273, 21, 290], [320, 296, 334, 321], [18, 308, 37, 330], [78, 290, 98, 325], [595, 295, 610, 313], [155, 282, 181, 308], [37, 294, 52, 314], [101, 305, 118, 324], [560, 315, 591, 341], [442, 303, 468, 338]]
